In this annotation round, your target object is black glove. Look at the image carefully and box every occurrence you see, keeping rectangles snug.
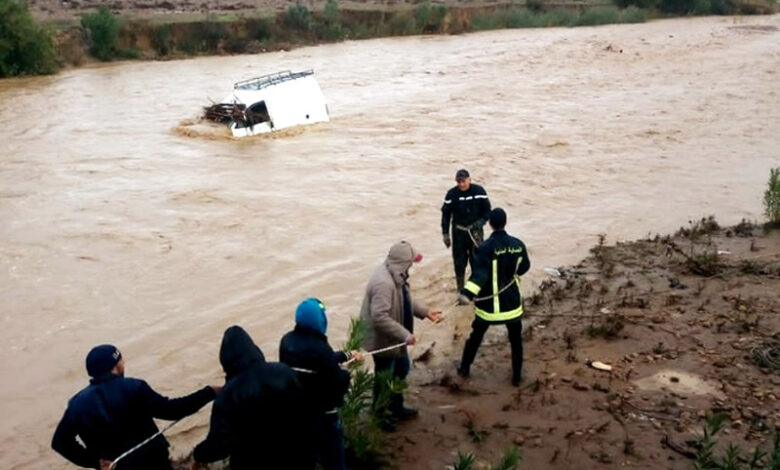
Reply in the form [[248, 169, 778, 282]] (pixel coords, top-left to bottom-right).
[[469, 220, 483, 232], [443, 233, 451, 248]]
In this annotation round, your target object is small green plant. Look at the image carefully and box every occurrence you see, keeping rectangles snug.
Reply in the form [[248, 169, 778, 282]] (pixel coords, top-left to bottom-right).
[[454, 451, 476, 470], [490, 447, 521, 470], [764, 168, 780, 226], [81, 7, 120, 61], [339, 317, 386, 467], [454, 448, 521, 470], [694, 413, 726, 470], [770, 432, 780, 470], [0, 0, 59, 77], [693, 413, 776, 470]]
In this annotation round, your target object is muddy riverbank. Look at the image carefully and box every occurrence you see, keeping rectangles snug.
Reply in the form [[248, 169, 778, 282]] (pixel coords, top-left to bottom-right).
[[380, 220, 780, 469]]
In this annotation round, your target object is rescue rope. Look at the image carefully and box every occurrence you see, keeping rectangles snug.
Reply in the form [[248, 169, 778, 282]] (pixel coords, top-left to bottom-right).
[[108, 419, 181, 470], [455, 224, 481, 247], [473, 276, 521, 302], [343, 342, 407, 366]]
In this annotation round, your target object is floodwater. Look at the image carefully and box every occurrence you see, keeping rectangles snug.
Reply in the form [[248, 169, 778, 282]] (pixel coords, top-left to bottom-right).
[[1, 15, 778, 469]]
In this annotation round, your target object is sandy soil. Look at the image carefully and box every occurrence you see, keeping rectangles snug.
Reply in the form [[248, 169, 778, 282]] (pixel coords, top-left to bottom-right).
[[383, 221, 780, 469]]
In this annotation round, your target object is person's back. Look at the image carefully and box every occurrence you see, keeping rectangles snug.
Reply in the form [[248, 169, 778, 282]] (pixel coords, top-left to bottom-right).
[[471, 229, 528, 318], [52, 344, 216, 470], [222, 361, 307, 468], [193, 326, 313, 470], [279, 326, 350, 414], [63, 376, 171, 468]]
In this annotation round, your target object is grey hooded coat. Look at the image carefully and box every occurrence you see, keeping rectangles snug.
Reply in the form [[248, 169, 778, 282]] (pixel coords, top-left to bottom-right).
[[359, 241, 429, 358]]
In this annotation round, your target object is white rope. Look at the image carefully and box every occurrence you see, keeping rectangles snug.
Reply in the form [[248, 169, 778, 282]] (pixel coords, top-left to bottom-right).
[[344, 342, 407, 366], [455, 224, 481, 247], [108, 419, 181, 470]]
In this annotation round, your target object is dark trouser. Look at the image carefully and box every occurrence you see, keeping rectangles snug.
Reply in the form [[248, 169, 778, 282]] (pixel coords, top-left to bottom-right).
[[452, 227, 482, 286], [460, 316, 523, 381], [117, 440, 173, 470], [373, 352, 410, 413], [313, 413, 346, 470]]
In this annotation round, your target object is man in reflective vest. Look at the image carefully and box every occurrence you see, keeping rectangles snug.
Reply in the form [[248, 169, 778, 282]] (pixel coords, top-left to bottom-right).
[[456, 208, 530, 386]]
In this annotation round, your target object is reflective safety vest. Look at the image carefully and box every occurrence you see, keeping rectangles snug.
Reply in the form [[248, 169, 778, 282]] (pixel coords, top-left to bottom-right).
[[463, 230, 530, 322]]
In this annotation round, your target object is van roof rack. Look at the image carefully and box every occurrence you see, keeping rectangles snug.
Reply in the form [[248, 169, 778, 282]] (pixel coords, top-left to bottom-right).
[[233, 70, 314, 91]]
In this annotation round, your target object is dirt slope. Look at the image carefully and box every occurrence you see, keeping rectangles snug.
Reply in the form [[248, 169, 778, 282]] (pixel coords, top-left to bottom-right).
[[389, 220, 780, 469]]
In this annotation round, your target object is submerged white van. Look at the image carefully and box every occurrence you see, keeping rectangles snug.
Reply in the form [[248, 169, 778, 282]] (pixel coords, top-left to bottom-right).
[[215, 70, 330, 137]]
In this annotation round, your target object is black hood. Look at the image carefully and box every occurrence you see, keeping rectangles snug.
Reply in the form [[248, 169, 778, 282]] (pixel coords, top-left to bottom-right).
[[219, 326, 265, 381]]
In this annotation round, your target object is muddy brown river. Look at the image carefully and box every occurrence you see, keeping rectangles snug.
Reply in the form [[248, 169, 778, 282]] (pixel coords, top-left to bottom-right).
[[1, 15, 778, 469]]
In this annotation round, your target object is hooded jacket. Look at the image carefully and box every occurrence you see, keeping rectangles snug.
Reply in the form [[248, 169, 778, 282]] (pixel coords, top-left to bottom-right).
[[359, 242, 428, 358], [51, 372, 215, 469], [279, 325, 351, 414], [193, 326, 312, 470]]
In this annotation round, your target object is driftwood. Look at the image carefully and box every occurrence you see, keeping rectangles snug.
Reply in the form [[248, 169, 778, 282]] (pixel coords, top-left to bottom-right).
[[203, 103, 246, 124]]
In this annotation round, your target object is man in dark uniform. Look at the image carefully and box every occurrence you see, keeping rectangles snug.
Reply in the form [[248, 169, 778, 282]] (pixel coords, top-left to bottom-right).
[[456, 208, 530, 386], [52, 344, 219, 470], [441, 169, 492, 292]]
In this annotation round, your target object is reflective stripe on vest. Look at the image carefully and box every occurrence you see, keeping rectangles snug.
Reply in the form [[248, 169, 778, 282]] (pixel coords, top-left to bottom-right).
[[492, 259, 500, 314], [464, 280, 481, 296], [475, 303, 524, 322], [475, 276, 524, 322]]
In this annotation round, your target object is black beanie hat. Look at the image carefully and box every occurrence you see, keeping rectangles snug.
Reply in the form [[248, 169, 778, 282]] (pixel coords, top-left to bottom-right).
[[489, 208, 507, 229], [86, 344, 122, 378]]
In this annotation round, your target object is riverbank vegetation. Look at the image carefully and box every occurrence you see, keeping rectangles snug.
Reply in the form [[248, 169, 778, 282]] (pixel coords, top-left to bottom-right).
[[2, 0, 777, 76], [0, 0, 58, 77]]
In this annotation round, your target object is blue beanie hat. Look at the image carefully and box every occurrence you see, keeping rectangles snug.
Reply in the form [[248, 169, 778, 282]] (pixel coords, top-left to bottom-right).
[[295, 298, 328, 335], [86, 344, 122, 378]]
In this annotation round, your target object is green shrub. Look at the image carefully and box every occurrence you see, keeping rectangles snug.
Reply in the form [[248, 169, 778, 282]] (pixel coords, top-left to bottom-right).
[[505, 8, 540, 28], [570, 6, 620, 25], [613, 0, 659, 9], [339, 317, 385, 467], [764, 168, 780, 225], [537, 9, 576, 26], [285, 4, 312, 32], [81, 7, 120, 61], [659, 0, 698, 14], [619, 6, 648, 23], [246, 18, 272, 41], [315, 0, 343, 40], [470, 12, 506, 31], [0, 0, 59, 77], [526, 0, 545, 12], [152, 24, 171, 56], [386, 10, 419, 35], [415, 2, 448, 33]]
